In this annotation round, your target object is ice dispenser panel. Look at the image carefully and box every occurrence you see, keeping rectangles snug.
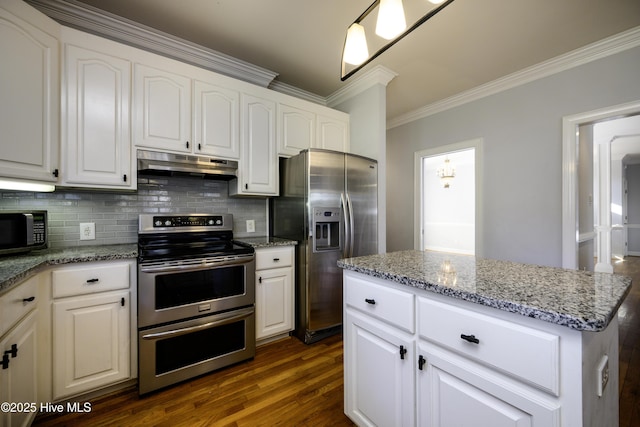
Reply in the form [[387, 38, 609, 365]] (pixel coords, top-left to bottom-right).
[[312, 207, 341, 252]]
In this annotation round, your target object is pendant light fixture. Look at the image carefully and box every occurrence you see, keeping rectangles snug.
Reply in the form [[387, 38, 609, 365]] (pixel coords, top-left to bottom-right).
[[436, 157, 455, 188], [341, 0, 455, 81], [375, 0, 406, 40]]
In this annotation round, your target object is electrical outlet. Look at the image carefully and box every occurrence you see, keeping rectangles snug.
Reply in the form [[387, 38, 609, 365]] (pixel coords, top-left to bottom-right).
[[596, 355, 609, 397], [246, 220, 255, 233], [80, 222, 96, 241]]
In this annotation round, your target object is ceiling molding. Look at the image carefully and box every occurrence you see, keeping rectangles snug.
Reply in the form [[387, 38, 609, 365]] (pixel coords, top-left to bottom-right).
[[388, 26, 640, 130], [269, 80, 327, 106], [326, 65, 398, 108], [25, 0, 279, 88]]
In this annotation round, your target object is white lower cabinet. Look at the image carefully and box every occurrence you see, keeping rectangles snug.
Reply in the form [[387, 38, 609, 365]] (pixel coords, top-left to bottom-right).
[[0, 310, 38, 427], [343, 270, 613, 427], [255, 246, 294, 341], [344, 309, 415, 427], [51, 260, 135, 400]]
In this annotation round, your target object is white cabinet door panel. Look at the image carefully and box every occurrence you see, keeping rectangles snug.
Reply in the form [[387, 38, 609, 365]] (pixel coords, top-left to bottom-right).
[[194, 80, 240, 159]]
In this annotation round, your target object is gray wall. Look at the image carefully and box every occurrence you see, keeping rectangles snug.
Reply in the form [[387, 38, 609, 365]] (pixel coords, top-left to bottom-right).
[[0, 176, 266, 248], [386, 46, 640, 267]]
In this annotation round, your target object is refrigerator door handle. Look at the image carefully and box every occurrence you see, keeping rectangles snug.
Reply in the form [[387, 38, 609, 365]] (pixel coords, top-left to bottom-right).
[[346, 193, 355, 258], [341, 192, 350, 259]]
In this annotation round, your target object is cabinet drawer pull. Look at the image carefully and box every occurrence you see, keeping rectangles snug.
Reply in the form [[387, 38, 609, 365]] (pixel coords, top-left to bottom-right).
[[399, 345, 407, 360], [22, 296, 35, 303], [273, 258, 280, 262], [86, 278, 100, 284], [365, 298, 376, 305], [418, 355, 426, 370], [460, 334, 480, 344]]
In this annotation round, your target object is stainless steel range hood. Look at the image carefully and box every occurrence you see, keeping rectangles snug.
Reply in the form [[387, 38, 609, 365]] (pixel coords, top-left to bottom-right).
[[137, 150, 238, 180]]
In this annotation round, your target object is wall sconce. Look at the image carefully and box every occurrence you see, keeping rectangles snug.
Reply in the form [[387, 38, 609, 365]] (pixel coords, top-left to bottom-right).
[[436, 157, 455, 188], [341, 0, 455, 81]]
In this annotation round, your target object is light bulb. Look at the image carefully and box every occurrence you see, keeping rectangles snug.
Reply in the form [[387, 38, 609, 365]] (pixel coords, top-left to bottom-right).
[[376, 0, 407, 40], [343, 23, 369, 65]]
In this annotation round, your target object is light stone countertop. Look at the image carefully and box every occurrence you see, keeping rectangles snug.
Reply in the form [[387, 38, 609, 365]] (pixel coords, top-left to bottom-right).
[[0, 244, 138, 295], [234, 236, 298, 249], [338, 250, 632, 332]]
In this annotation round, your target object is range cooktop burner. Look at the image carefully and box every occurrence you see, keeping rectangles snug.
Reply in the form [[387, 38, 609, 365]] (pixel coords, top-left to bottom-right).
[[137, 213, 253, 263]]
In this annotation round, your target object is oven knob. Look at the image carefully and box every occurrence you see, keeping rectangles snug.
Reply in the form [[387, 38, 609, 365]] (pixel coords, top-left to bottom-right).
[[164, 220, 172, 227], [216, 219, 222, 225], [208, 219, 214, 225], [154, 220, 162, 227]]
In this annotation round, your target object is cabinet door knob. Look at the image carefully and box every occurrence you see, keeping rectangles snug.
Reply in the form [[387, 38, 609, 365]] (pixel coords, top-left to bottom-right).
[[198, 143, 202, 151], [1, 354, 9, 369], [399, 345, 407, 360], [245, 183, 249, 190], [258, 277, 262, 284], [365, 298, 376, 305], [186, 141, 190, 149], [460, 334, 480, 344], [52, 169, 59, 178], [418, 355, 426, 370], [123, 174, 127, 182]]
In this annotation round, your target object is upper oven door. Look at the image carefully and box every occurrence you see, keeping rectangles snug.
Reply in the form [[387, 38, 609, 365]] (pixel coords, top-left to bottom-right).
[[138, 255, 255, 328]]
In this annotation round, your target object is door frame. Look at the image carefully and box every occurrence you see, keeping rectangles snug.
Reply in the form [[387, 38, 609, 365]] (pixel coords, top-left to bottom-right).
[[413, 138, 483, 256], [561, 100, 640, 269]]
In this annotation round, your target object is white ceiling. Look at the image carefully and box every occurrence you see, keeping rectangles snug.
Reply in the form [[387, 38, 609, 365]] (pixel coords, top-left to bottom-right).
[[72, 0, 640, 121]]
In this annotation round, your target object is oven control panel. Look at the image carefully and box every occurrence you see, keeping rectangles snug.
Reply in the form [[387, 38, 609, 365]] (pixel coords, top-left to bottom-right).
[[152, 215, 224, 228]]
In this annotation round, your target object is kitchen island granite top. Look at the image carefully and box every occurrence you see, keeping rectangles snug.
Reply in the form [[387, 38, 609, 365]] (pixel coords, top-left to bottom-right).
[[338, 250, 632, 332], [234, 236, 298, 248], [0, 244, 138, 295]]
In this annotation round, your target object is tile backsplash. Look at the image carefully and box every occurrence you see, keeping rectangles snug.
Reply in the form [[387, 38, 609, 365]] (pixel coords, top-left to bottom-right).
[[0, 176, 267, 248]]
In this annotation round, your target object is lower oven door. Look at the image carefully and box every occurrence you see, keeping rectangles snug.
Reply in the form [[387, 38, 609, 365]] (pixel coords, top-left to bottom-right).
[[138, 306, 255, 395]]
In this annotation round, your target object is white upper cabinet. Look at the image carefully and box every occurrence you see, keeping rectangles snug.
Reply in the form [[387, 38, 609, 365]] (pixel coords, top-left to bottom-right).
[[278, 102, 315, 157], [277, 99, 350, 157], [134, 63, 192, 153], [230, 93, 278, 196], [194, 80, 240, 159], [316, 112, 349, 152], [0, 0, 59, 183], [61, 29, 134, 189]]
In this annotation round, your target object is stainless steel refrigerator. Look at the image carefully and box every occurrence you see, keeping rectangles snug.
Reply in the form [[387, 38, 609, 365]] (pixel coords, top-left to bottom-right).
[[271, 149, 378, 343]]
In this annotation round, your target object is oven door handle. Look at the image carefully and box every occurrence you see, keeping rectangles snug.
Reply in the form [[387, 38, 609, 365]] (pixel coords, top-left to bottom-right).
[[141, 307, 254, 340]]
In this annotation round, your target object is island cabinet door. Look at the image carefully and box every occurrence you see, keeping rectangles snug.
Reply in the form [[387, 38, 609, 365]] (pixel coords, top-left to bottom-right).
[[417, 343, 561, 427], [344, 309, 415, 427]]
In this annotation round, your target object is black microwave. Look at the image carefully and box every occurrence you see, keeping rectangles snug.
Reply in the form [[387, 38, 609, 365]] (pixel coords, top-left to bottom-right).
[[0, 211, 48, 256]]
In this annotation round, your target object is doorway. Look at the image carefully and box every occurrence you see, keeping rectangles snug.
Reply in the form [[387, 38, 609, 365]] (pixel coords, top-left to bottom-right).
[[562, 101, 640, 271], [414, 138, 483, 255]]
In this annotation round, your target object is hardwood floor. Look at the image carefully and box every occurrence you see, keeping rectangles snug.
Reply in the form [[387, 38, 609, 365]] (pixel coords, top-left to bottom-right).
[[33, 258, 640, 426], [34, 334, 354, 427], [615, 256, 640, 427]]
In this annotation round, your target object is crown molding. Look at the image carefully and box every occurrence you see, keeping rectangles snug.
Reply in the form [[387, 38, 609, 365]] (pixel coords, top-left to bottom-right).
[[388, 26, 640, 129], [25, 0, 279, 88], [269, 80, 327, 105], [327, 65, 398, 108]]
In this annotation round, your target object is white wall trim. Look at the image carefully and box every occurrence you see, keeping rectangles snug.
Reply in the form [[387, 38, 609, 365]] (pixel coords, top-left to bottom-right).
[[562, 100, 640, 270], [413, 138, 484, 257], [326, 65, 398, 109], [26, 0, 279, 88], [389, 26, 640, 129]]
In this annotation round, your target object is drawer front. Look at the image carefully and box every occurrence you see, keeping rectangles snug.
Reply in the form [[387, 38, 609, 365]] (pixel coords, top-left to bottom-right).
[[255, 246, 293, 270], [52, 262, 130, 298], [0, 275, 39, 337], [344, 273, 414, 333], [418, 297, 560, 395]]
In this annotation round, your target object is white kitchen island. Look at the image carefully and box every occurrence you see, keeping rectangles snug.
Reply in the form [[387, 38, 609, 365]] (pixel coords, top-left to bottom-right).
[[338, 250, 632, 427]]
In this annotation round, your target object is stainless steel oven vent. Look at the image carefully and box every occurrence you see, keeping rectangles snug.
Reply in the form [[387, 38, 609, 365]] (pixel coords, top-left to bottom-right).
[[137, 149, 238, 180]]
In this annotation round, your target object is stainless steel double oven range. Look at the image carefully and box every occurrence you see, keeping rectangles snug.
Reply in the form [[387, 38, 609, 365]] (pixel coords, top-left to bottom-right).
[[137, 213, 255, 394]]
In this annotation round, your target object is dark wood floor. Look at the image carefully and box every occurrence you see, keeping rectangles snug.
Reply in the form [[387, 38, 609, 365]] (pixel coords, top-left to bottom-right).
[[34, 257, 640, 426]]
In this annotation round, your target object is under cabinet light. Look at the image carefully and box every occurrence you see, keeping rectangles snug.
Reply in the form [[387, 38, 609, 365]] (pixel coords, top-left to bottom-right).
[[0, 178, 55, 192]]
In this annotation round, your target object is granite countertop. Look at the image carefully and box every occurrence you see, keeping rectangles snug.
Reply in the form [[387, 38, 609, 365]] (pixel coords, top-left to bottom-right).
[[234, 236, 298, 249], [0, 244, 138, 295], [338, 250, 632, 332]]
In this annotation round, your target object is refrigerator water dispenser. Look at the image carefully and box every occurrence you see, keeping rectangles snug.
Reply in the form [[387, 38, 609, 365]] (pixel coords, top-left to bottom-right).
[[313, 207, 341, 252]]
